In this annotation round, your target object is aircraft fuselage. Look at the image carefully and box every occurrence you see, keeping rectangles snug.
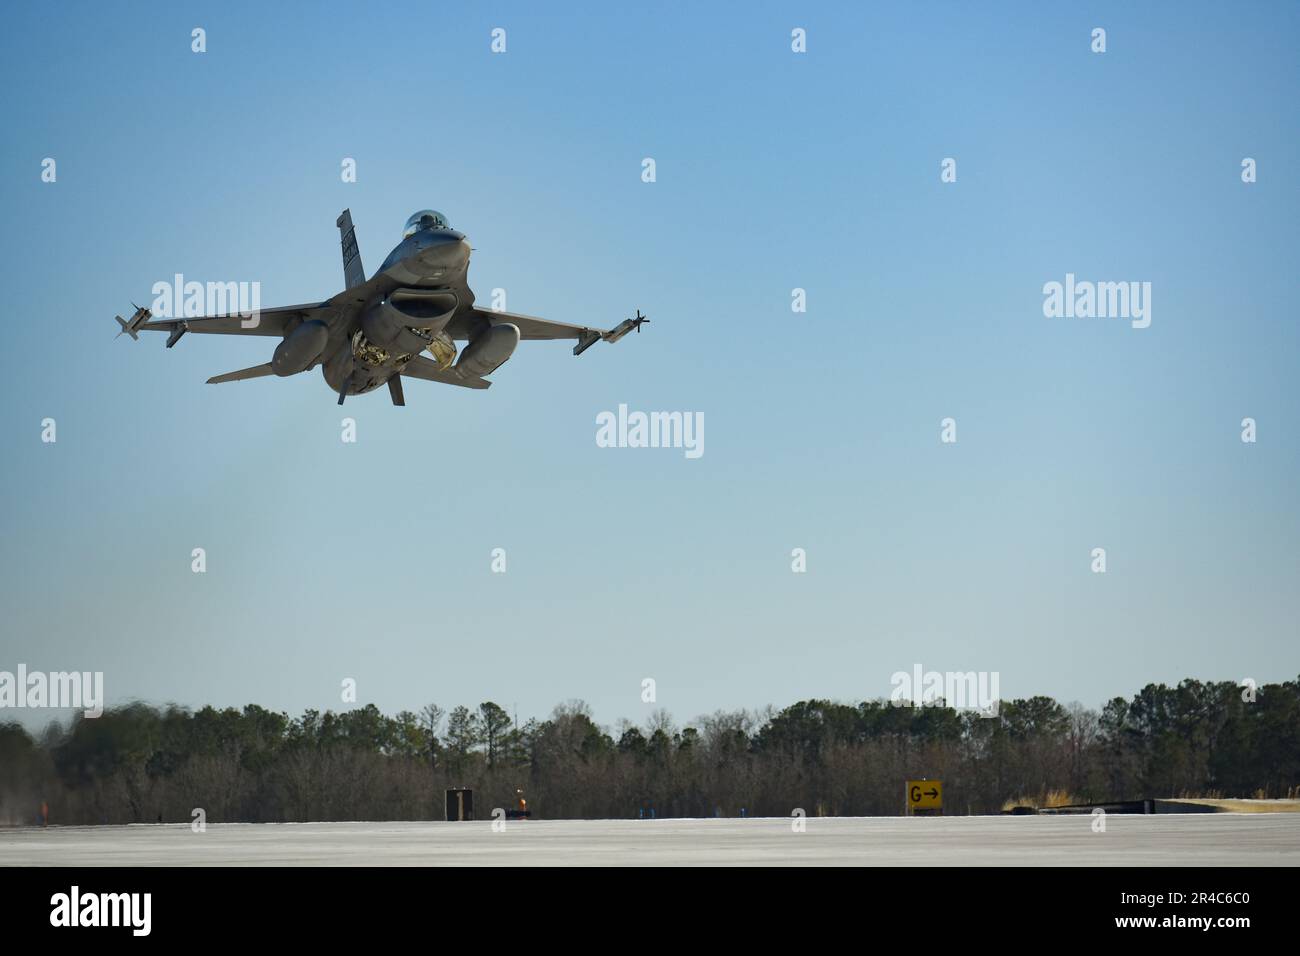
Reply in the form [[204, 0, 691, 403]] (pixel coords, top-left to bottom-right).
[[319, 227, 477, 397]]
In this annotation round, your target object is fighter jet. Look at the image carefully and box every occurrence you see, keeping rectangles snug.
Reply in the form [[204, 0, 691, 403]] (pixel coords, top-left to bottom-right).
[[116, 209, 647, 405]]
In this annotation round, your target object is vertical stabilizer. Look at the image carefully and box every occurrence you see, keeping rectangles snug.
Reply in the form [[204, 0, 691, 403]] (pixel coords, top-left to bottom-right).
[[336, 209, 366, 290]]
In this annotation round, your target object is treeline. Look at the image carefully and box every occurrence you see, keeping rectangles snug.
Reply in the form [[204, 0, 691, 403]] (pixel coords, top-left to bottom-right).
[[1, 678, 1297, 824]]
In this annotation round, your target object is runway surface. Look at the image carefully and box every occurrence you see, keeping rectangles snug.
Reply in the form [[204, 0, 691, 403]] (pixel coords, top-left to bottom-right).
[[3, 814, 1298, 866]]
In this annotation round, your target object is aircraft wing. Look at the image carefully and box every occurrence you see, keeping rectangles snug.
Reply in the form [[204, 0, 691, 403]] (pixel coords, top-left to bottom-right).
[[463, 308, 604, 341], [139, 302, 331, 338], [400, 355, 492, 390], [457, 307, 649, 355]]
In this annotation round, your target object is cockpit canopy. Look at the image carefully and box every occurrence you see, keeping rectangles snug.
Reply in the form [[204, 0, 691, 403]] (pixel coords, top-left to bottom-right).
[[403, 209, 450, 239]]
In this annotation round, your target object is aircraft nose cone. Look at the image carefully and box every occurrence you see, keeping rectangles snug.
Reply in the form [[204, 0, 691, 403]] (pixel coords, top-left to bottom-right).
[[407, 232, 469, 282], [422, 231, 469, 265]]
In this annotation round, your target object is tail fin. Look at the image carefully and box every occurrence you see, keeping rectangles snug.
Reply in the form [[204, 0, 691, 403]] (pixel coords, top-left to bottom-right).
[[336, 209, 366, 290], [115, 316, 138, 340]]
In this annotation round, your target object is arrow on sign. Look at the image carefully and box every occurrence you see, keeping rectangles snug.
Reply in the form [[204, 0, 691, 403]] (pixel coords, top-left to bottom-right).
[[925, 788, 938, 799]]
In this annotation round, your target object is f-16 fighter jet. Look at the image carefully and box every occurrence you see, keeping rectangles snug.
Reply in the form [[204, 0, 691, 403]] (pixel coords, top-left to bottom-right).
[[116, 209, 647, 405]]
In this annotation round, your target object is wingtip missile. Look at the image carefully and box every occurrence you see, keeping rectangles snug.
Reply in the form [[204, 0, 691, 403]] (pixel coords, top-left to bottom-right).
[[573, 310, 649, 355], [602, 309, 649, 344], [114, 303, 152, 341]]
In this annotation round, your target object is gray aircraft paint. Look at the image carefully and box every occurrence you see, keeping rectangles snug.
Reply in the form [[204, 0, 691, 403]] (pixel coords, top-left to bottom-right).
[[118, 208, 647, 405]]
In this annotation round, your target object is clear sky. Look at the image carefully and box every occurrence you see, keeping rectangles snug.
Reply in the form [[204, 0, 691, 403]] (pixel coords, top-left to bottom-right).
[[2, 1, 1296, 732]]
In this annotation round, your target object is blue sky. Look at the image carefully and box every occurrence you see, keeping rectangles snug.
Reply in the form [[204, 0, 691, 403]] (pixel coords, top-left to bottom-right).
[[2, 1, 1296, 732]]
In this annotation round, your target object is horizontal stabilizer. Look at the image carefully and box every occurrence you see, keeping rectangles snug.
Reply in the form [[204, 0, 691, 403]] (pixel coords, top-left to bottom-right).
[[400, 355, 491, 389], [207, 363, 275, 384]]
